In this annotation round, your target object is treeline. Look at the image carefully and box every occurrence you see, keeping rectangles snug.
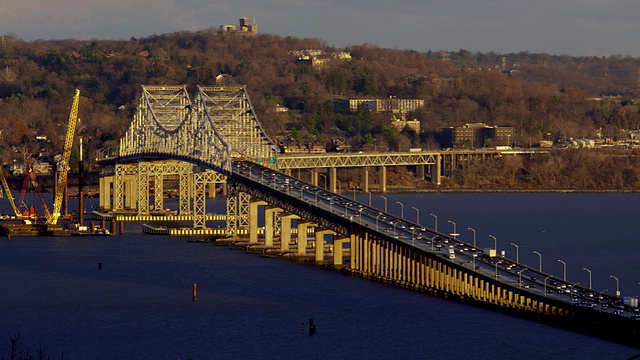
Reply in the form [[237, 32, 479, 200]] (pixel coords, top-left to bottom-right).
[[1, 30, 640, 188], [447, 149, 640, 190]]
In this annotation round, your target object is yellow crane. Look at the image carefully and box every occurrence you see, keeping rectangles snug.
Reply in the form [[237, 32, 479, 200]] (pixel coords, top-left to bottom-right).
[[0, 167, 21, 218], [49, 89, 80, 225]]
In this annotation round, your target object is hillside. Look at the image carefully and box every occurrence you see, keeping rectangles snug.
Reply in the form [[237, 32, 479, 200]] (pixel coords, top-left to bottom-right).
[[1, 30, 640, 189]]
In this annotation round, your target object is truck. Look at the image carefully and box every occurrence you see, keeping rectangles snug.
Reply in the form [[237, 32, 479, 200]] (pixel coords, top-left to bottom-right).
[[623, 297, 638, 308], [448, 245, 455, 260], [484, 248, 497, 258]]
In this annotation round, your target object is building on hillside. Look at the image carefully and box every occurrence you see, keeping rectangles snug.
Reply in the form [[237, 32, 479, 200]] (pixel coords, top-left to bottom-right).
[[215, 73, 236, 85], [349, 97, 425, 113], [293, 50, 352, 70], [391, 116, 421, 133], [278, 141, 326, 154], [439, 123, 514, 149], [220, 17, 257, 36]]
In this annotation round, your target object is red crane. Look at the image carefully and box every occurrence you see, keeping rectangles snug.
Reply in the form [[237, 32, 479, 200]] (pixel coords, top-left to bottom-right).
[[16, 157, 52, 223]]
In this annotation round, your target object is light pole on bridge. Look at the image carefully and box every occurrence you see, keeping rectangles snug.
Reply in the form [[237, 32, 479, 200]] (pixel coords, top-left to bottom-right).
[[468, 227, 476, 248], [510, 242, 519, 264], [411, 206, 420, 225], [448, 220, 458, 239], [430, 213, 438, 233], [570, 283, 580, 304], [518, 268, 527, 289], [557, 259, 566, 281], [583, 267, 592, 289], [319, 174, 327, 190], [396, 201, 404, 219], [350, 185, 357, 201], [533, 251, 542, 272], [376, 213, 383, 232], [380, 196, 387, 213], [610, 275, 620, 297], [544, 275, 553, 298], [489, 235, 497, 255]]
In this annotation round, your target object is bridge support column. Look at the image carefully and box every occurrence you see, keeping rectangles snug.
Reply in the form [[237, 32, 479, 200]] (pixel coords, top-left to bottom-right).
[[137, 163, 150, 215], [125, 175, 137, 209], [416, 164, 425, 181], [297, 222, 313, 256], [207, 182, 216, 199], [431, 154, 442, 185], [99, 175, 113, 210], [264, 207, 282, 247], [314, 229, 334, 262], [333, 237, 349, 265], [379, 166, 387, 193], [329, 167, 337, 193], [179, 172, 190, 215], [154, 173, 163, 211], [362, 233, 371, 274], [361, 167, 369, 193], [280, 214, 299, 252], [350, 229, 364, 271], [249, 200, 267, 244], [306, 168, 316, 186]]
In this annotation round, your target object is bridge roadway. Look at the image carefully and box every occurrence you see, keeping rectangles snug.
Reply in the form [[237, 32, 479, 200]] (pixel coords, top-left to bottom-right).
[[231, 160, 639, 323]]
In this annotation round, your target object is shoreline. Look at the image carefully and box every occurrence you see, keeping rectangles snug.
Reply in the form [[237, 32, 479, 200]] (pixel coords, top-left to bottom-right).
[[381, 188, 640, 194]]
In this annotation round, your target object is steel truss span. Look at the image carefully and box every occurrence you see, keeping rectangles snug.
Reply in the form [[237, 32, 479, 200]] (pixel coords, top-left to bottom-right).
[[119, 85, 232, 174], [277, 152, 438, 169], [196, 86, 278, 168]]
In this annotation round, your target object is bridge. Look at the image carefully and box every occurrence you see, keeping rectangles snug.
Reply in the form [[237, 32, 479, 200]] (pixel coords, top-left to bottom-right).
[[97, 85, 640, 348]]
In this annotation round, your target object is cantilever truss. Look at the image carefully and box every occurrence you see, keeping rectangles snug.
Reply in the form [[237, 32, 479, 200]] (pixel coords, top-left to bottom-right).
[[119, 85, 232, 174], [196, 86, 278, 168]]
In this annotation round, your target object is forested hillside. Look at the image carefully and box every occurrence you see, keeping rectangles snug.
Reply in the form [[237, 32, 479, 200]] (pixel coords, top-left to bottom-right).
[[1, 29, 640, 189]]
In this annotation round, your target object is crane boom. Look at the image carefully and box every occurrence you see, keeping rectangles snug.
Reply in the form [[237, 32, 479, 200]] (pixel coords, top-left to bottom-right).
[[0, 168, 21, 218], [49, 89, 80, 225]]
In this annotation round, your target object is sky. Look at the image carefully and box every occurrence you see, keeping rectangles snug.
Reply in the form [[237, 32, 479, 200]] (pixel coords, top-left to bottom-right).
[[2, 0, 640, 57]]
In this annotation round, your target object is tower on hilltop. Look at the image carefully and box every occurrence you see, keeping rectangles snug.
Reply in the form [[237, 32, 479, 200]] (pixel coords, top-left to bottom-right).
[[220, 17, 257, 36]]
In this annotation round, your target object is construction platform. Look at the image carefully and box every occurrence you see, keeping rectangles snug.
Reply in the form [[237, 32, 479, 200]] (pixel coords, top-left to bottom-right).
[[142, 225, 237, 237], [0, 223, 111, 237]]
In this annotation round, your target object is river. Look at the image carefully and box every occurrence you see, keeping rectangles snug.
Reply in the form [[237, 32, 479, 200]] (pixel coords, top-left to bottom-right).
[[0, 193, 638, 359]]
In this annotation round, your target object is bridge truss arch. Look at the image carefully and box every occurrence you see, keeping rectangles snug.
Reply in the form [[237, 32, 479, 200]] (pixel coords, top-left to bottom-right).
[[118, 85, 233, 174], [196, 86, 278, 167]]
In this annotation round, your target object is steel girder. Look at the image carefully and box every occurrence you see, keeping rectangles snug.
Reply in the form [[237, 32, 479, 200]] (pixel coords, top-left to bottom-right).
[[277, 152, 439, 169]]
